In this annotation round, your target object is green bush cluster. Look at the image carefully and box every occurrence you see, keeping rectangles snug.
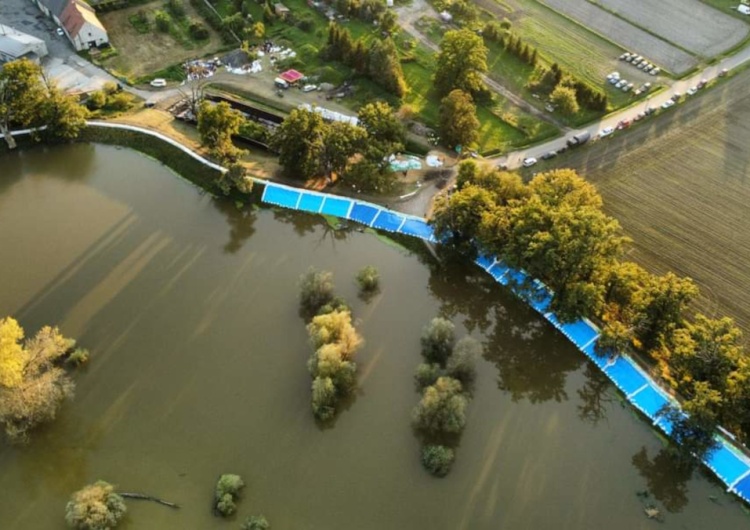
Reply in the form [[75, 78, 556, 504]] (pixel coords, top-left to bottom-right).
[[214, 474, 245, 517], [355, 266, 380, 293]]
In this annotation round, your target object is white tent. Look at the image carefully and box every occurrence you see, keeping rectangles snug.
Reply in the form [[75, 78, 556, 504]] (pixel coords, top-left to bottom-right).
[[739, 4, 750, 15]]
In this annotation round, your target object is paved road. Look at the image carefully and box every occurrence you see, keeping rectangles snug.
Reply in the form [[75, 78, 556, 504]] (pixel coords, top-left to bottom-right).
[[495, 46, 750, 170]]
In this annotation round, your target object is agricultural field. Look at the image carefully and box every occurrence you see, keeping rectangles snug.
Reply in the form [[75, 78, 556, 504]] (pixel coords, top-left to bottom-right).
[[540, 0, 697, 74], [549, 71, 750, 331], [98, 0, 226, 80], [596, 0, 748, 58]]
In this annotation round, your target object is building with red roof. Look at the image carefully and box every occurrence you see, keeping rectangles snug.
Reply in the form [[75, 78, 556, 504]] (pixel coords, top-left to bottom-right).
[[279, 69, 304, 85]]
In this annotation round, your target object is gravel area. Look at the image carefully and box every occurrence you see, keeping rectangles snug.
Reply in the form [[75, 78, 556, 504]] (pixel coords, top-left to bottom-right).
[[542, 0, 698, 74], [597, 0, 748, 57]]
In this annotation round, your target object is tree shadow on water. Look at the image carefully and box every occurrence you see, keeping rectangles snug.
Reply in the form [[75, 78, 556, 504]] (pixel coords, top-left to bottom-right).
[[577, 363, 615, 426], [212, 199, 257, 255], [631, 446, 693, 513]]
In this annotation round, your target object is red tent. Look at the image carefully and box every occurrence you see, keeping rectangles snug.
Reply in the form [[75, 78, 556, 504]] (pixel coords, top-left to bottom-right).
[[279, 69, 304, 84]]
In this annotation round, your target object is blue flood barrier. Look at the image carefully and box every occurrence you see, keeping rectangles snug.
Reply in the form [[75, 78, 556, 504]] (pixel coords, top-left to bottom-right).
[[372, 210, 405, 232], [320, 196, 352, 218], [399, 218, 434, 241], [709, 447, 750, 486], [605, 357, 649, 396], [475, 255, 495, 271], [297, 192, 324, 213], [263, 184, 300, 208], [350, 203, 381, 226], [257, 181, 750, 503], [732, 473, 750, 502], [630, 385, 670, 418]]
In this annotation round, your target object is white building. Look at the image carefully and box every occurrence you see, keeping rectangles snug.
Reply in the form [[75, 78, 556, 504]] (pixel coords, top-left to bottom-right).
[[32, 0, 109, 51], [0, 24, 49, 64]]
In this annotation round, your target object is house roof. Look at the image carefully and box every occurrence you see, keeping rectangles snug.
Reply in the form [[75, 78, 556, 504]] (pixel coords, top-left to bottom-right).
[[61, 0, 105, 38], [0, 24, 47, 59], [40, 0, 70, 17], [280, 69, 303, 83]]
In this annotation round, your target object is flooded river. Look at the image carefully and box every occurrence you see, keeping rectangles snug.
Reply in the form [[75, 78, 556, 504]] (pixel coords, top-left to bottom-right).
[[0, 143, 747, 529]]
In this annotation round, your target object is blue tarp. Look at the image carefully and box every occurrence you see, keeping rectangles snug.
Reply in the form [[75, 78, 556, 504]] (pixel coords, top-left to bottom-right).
[[263, 184, 300, 208], [708, 446, 750, 486], [372, 210, 404, 232], [630, 385, 670, 418], [732, 473, 750, 502], [584, 343, 609, 369], [399, 218, 434, 241], [605, 357, 649, 396], [349, 203, 380, 226], [320, 197, 351, 218], [297, 193, 324, 213], [488, 262, 510, 282]]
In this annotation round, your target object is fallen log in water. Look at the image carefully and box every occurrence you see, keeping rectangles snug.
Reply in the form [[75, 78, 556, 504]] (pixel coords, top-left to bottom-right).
[[120, 492, 180, 509]]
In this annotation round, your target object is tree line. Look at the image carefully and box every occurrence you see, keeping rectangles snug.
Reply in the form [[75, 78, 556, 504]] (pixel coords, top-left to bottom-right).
[[431, 162, 750, 460]]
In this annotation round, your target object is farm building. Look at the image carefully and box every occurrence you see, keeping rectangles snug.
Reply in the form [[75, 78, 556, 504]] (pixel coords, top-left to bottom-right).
[[32, 0, 109, 51], [0, 24, 49, 64]]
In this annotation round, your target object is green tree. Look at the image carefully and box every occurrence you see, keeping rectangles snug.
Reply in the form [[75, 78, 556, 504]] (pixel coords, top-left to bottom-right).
[[65, 481, 126, 530], [311, 376, 337, 420], [659, 382, 721, 464], [421, 445, 455, 477], [412, 376, 468, 436], [439, 89, 479, 149], [414, 362, 442, 391], [42, 85, 88, 141], [154, 10, 171, 32], [214, 474, 245, 517], [434, 29, 488, 97], [344, 158, 397, 193], [633, 272, 698, 351], [379, 9, 398, 34], [550, 85, 579, 115], [0, 59, 47, 148], [197, 101, 244, 163], [86, 90, 107, 110], [270, 108, 326, 180], [242, 515, 271, 530], [431, 185, 495, 251], [420, 317, 456, 365], [368, 38, 407, 97], [320, 121, 366, 179], [357, 101, 405, 159], [299, 268, 335, 315], [355, 265, 380, 293]]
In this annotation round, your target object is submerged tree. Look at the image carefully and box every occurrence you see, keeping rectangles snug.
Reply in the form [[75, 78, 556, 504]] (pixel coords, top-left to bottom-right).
[[299, 268, 335, 315], [421, 444, 455, 477], [420, 317, 456, 365], [355, 266, 380, 293], [0, 317, 78, 442], [412, 376, 468, 436], [65, 481, 127, 530], [242, 515, 271, 530], [214, 474, 245, 517]]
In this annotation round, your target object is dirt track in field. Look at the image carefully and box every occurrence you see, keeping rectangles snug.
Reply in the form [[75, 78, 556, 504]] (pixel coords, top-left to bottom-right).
[[597, 0, 748, 58], [550, 70, 750, 330], [541, 0, 698, 74]]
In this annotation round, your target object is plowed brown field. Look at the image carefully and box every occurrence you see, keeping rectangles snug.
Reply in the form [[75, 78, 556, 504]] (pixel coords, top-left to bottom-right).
[[552, 71, 750, 330]]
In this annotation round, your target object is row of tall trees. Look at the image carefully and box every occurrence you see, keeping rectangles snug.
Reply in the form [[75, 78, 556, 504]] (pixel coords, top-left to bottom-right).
[[431, 162, 750, 460], [324, 24, 407, 97], [528, 62, 607, 112], [0, 59, 88, 149]]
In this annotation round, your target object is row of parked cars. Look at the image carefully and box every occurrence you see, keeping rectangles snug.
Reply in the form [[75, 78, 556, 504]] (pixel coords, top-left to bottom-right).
[[619, 53, 660, 76]]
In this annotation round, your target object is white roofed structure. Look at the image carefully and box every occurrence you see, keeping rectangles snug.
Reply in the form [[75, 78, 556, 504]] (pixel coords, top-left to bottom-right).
[[0, 24, 49, 64]]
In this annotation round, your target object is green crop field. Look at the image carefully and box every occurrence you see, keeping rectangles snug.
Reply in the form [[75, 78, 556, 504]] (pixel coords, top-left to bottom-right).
[[547, 71, 750, 331]]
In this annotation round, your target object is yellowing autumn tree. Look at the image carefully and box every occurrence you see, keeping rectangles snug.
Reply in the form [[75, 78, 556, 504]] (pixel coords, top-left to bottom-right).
[[0, 317, 25, 388], [0, 318, 80, 442]]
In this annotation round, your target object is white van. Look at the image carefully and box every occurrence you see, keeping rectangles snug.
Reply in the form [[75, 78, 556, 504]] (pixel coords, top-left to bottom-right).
[[274, 78, 289, 89], [150, 78, 167, 88]]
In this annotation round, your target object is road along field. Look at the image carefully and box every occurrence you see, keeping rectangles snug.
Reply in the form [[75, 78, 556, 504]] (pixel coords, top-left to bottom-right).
[[549, 71, 750, 331], [98, 0, 226, 80], [597, 0, 748, 58], [541, 0, 698, 74]]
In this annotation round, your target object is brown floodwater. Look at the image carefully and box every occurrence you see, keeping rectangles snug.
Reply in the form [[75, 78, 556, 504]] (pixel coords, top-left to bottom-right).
[[0, 143, 748, 529]]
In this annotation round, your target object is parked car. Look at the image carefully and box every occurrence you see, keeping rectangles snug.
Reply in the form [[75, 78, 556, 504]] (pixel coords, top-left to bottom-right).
[[637, 62, 646, 70], [150, 78, 167, 87], [650, 67, 660, 76], [616, 79, 627, 89], [623, 83, 634, 92], [599, 126, 615, 138], [545, 103, 556, 112], [609, 77, 620, 85], [606, 71, 620, 81], [697, 79, 708, 89], [719, 68, 729, 77], [672, 92, 682, 101], [56, 27, 64, 37], [686, 86, 698, 96], [541, 150, 557, 160], [522, 157, 537, 167], [661, 99, 675, 109], [616, 119, 631, 130], [634, 112, 646, 121], [643, 82, 652, 90], [302, 84, 318, 92], [620, 53, 630, 61]]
